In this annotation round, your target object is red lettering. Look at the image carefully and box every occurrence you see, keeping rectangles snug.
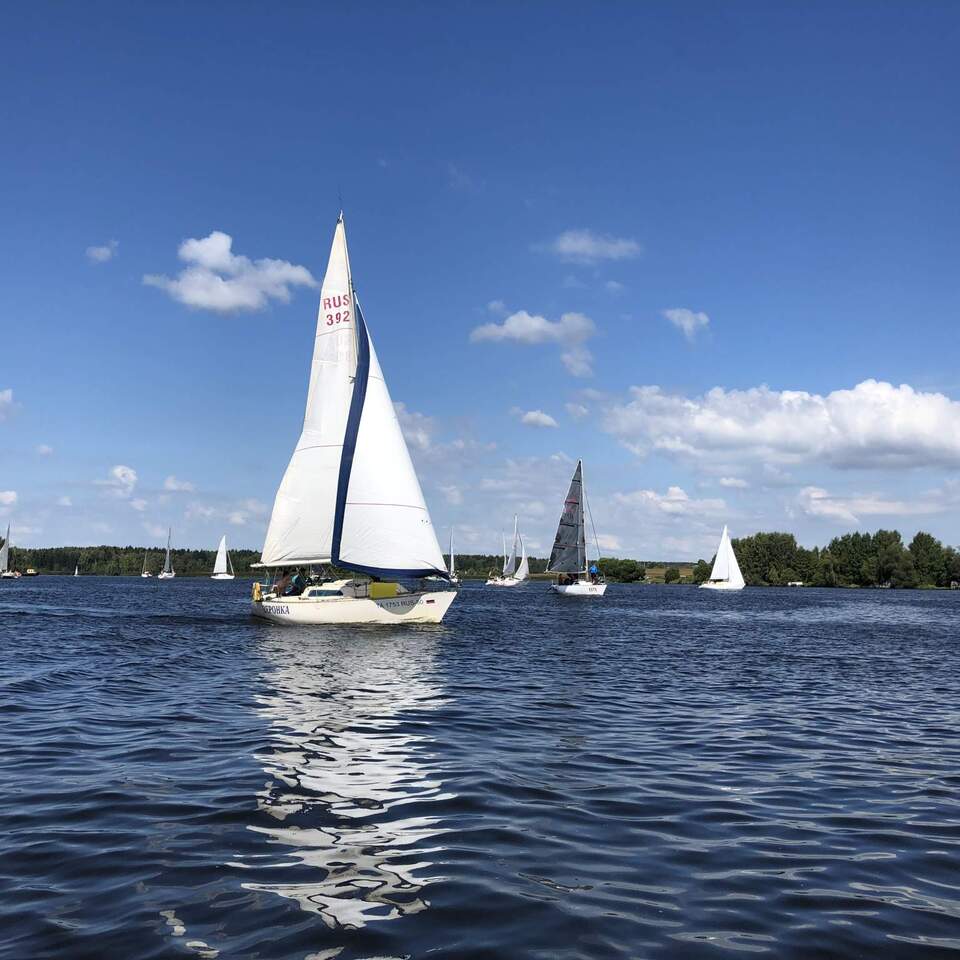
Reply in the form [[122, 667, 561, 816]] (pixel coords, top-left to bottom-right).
[[322, 297, 332, 310]]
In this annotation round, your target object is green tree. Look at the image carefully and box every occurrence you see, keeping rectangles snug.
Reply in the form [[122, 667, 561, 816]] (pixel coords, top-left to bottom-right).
[[909, 531, 946, 586], [692, 559, 711, 584], [889, 550, 919, 589], [664, 566, 680, 584]]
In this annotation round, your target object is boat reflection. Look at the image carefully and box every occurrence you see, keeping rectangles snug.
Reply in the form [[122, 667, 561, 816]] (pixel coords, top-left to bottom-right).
[[241, 629, 452, 931]]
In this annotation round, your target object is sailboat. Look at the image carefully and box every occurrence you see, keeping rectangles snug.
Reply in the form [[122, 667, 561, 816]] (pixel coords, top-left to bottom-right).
[[211, 535, 235, 580], [447, 530, 459, 585], [699, 525, 745, 591], [140, 551, 153, 578], [157, 528, 176, 579], [251, 214, 455, 625], [74, 564, 79, 577], [0, 524, 19, 579], [547, 460, 606, 596], [486, 516, 529, 587]]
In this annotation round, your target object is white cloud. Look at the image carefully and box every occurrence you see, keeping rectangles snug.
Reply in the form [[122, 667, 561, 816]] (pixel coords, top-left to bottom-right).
[[130, 498, 148, 512], [797, 485, 946, 526], [36, 444, 54, 456], [57, 496, 72, 507], [517, 409, 558, 429], [470, 309, 596, 377], [486, 299, 507, 315], [439, 484, 464, 505], [0, 389, 14, 421], [228, 511, 247, 525], [164, 475, 195, 492], [605, 280, 625, 294], [144, 231, 317, 313], [394, 402, 433, 451], [597, 533, 622, 551], [186, 502, 215, 520], [565, 402, 589, 421], [544, 229, 642, 265], [144, 522, 167, 538], [99, 464, 137, 498], [240, 498, 269, 514], [86, 240, 118, 263], [719, 477, 749, 489], [604, 379, 960, 469], [0, 491, 17, 506], [613, 485, 726, 517], [663, 307, 710, 342]]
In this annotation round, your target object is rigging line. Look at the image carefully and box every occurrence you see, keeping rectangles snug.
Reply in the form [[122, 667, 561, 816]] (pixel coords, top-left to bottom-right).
[[584, 487, 603, 570]]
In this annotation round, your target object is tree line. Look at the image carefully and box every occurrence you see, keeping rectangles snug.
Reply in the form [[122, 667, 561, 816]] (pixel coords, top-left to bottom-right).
[[691, 530, 960, 588]]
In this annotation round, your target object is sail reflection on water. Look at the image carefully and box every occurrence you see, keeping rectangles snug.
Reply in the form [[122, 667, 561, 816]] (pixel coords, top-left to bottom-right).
[[238, 631, 452, 931]]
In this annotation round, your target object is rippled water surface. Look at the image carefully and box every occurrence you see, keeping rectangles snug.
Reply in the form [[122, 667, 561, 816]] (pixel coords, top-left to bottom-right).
[[1, 578, 959, 959]]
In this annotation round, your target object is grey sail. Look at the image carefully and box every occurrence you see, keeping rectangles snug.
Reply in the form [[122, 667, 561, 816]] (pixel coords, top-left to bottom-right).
[[0, 524, 9, 573], [547, 461, 586, 573], [162, 529, 173, 574]]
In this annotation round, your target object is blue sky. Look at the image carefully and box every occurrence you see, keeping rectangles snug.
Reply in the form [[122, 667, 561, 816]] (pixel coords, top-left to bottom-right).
[[2, 1, 959, 560]]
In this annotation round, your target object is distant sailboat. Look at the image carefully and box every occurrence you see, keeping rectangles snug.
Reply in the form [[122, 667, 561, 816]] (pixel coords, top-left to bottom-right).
[[140, 550, 154, 578], [211, 535, 235, 580], [158, 528, 176, 580], [448, 531, 459, 585], [547, 460, 606, 596], [699, 525, 745, 591], [0, 524, 19, 579], [250, 214, 455, 625], [486, 516, 529, 587], [74, 564, 79, 577]]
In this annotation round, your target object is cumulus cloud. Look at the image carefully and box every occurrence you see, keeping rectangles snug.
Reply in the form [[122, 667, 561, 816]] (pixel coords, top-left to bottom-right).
[[57, 496, 72, 507], [186, 502, 216, 520], [35, 444, 54, 456], [394, 402, 433, 451], [797, 485, 946, 525], [0, 389, 14, 421], [0, 491, 17, 506], [86, 240, 118, 263], [130, 498, 148, 512], [719, 477, 749, 489], [144, 231, 317, 312], [439, 484, 464, 505], [99, 464, 137, 498], [516, 409, 558, 429], [543, 229, 642, 265], [663, 308, 710, 342], [470, 309, 596, 377], [565, 402, 589, 421], [164, 475, 195, 492], [604, 379, 960, 469], [228, 511, 247, 525], [597, 533, 622, 551], [613, 485, 726, 517]]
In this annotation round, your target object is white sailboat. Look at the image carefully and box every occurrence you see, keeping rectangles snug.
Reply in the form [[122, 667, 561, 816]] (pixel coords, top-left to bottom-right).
[[0, 524, 18, 579], [548, 460, 606, 596], [486, 516, 529, 587], [251, 214, 455, 625], [211, 535, 235, 580], [140, 551, 153, 578], [699, 525, 745, 591], [157, 528, 176, 579], [448, 530, 459, 585], [74, 564, 79, 577]]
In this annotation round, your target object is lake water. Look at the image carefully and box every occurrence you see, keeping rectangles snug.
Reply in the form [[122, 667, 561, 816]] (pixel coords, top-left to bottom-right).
[[1, 577, 959, 959]]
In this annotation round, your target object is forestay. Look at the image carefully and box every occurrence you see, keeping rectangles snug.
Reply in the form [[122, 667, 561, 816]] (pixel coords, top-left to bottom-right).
[[547, 461, 586, 574]]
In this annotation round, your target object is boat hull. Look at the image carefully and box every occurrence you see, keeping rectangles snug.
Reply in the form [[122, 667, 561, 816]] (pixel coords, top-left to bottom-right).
[[699, 581, 744, 591], [157, 572, 176, 580], [551, 581, 607, 596], [211, 574, 235, 580], [485, 577, 526, 587], [251, 589, 456, 625]]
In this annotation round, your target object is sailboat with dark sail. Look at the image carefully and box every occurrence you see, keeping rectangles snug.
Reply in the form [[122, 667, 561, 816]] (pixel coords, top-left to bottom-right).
[[158, 528, 175, 580], [546, 460, 606, 596]]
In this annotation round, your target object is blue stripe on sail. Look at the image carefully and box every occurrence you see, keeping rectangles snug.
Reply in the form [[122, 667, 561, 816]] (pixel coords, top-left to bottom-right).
[[331, 297, 449, 582]]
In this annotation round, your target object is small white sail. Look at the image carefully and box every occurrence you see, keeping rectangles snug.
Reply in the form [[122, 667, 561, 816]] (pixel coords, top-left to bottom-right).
[[503, 516, 518, 577], [74, 564, 79, 577], [448, 531, 456, 578], [515, 535, 529, 581], [703, 526, 745, 590], [0, 524, 9, 573], [213, 535, 229, 575]]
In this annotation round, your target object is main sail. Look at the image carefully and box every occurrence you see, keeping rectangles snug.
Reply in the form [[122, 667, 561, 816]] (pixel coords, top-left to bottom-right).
[[260, 215, 446, 578], [547, 461, 586, 573], [162, 529, 174, 574], [503, 516, 518, 577], [0, 524, 8, 573], [213, 535, 228, 575], [710, 526, 745, 588], [515, 534, 529, 581]]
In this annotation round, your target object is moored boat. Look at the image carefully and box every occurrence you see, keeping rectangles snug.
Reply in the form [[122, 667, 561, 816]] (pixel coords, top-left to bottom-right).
[[486, 516, 529, 587]]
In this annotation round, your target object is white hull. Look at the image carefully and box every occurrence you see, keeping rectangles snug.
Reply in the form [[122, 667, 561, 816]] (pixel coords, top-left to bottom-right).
[[252, 588, 456, 625], [0, 572, 20, 580], [699, 580, 744, 591], [485, 576, 526, 587], [211, 573, 235, 580], [551, 580, 607, 596], [141, 572, 154, 578], [157, 572, 175, 580]]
